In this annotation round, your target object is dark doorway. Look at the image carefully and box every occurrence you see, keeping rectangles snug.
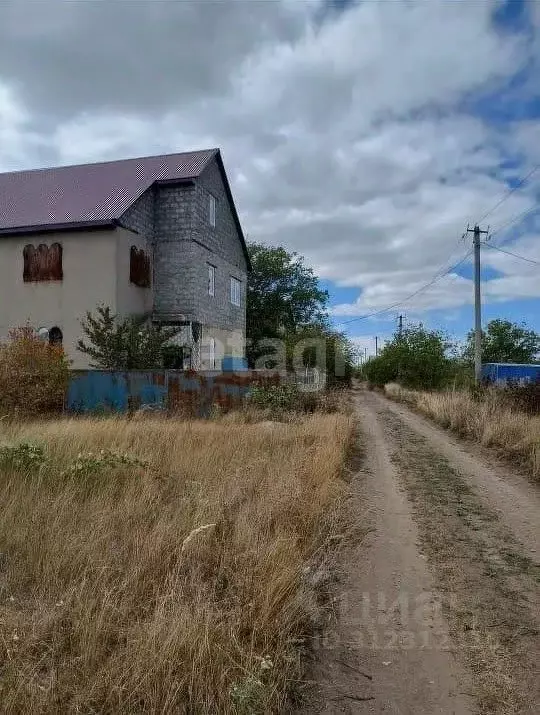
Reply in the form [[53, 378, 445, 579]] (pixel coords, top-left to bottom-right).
[[49, 326, 63, 346]]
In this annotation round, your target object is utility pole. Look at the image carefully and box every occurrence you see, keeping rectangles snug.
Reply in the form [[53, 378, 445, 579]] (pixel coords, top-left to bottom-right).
[[466, 224, 489, 383], [364, 347, 368, 362], [375, 336, 378, 356], [398, 314, 404, 338]]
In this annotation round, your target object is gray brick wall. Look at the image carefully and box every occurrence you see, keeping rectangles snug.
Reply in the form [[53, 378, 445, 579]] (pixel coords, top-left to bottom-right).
[[117, 157, 247, 335], [195, 158, 247, 270], [119, 187, 155, 240], [152, 184, 196, 318], [192, 158, 247, 332]]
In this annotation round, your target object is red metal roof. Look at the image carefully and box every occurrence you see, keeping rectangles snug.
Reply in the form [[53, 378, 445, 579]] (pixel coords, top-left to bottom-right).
[[0, 149, 217, 234]]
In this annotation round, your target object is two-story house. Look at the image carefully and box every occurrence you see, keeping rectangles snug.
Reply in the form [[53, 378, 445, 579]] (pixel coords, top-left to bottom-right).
[[0, 149, 249, 369]]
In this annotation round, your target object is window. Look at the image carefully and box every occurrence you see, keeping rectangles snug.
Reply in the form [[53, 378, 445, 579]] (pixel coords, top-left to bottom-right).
[[23, 242, 63, 282], [208, 263, 215, 296], [230, 276, 241, 307], [209, 194, 216, 227], [209, 337, 216, 369], [130, 246, 151, 287]]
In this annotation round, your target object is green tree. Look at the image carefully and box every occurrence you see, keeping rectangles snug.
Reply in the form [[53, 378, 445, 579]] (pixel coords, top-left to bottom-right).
[[77, 305, 180, 369], [463, 319, 539, 364], [247, 243, 329, 367], [286, 324, 357, 388], [364, 324, 451, 389]]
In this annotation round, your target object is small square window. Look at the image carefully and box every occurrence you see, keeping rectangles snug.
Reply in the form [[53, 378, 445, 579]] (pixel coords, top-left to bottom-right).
[[209, 194, 216, 227], [208, 264, 216, 296], [230, 276, 241, 307]]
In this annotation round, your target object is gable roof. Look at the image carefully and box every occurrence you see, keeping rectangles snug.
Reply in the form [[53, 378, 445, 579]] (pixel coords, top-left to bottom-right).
[[0, 149, 217, 234], [0, 148, 251, 271]]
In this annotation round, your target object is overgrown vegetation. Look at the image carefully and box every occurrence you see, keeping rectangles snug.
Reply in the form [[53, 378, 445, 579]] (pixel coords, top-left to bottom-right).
[[463, 318, 539, 365], [385, 382, 540, 481], [504, 378, 540, 415], [362, 318, 539, 393], [77, 304, 181, 369], [246, 243, 329, 367], [0, 413, 354, 713], [363, 324, 452, 389], [246, 243, 356, 386], [0, 327, 70, 416], [246, 382, 346, 418]]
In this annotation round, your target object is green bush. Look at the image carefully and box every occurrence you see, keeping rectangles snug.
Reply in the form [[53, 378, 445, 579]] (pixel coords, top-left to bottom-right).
[[60, 449, 148, 479], [248, 384, 301, 413], [0, 442, 46, 471], [0, 326, 70, 416], [0, 442, 147, 481], [364, 324, 452, 390], [246, 383, 339, 417]]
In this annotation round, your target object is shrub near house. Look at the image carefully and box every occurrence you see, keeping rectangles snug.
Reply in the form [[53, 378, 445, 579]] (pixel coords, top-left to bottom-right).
[[0, 327, 70, 416]]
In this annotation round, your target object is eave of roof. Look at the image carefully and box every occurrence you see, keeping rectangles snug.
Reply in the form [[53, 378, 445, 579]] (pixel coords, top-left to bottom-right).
[[0, 219, 116, 237], [212, 150, 252, 272]]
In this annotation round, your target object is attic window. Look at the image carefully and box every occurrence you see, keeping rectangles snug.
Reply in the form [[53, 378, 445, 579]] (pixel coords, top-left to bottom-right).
[[130, 246, 151, 287], [209, 194, 216, 227], [23, 243, 63, 282]]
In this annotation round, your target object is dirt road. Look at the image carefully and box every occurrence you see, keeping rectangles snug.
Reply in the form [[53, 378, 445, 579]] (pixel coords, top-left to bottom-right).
[[304, 389, 540, 714]]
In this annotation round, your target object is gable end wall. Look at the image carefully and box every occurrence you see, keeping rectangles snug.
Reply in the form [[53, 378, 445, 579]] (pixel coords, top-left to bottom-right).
[[190, 158, 247, 332], [117, 159, 247, 337]]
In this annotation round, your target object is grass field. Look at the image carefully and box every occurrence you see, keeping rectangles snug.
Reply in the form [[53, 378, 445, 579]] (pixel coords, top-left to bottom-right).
[[0, 413, 353, 713], [384, 383, 540, 481]]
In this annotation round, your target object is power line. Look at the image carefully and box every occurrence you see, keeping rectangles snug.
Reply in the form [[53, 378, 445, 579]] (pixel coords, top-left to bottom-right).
[[336, 248, 473, 327], [481, 241, 540, 266], [489, 204, 540, 242], [477, 163, 540, 224]]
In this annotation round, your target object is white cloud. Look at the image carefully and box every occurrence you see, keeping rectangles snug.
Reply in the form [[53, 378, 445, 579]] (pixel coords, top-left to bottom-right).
[[0, 0, 539, 321]]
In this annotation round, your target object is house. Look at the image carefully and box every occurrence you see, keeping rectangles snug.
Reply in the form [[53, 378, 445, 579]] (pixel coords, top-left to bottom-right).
[[0, 149, 249, 369]]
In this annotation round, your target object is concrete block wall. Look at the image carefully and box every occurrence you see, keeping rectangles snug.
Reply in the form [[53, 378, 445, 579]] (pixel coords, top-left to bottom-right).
[[153, 184, 195, 320], [117, 156, 247, 349], [195, 158, 246, 269], [192, 158, 247, 333], [119, 187, 155, 240]]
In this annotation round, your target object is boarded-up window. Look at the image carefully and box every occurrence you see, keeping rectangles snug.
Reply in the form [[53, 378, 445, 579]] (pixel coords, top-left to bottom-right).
[[129, 246, 151, 287], [23, 242, 63, 282]]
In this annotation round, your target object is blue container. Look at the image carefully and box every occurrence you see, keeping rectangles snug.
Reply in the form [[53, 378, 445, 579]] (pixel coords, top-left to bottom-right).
[[222, 356, 248, 372], [481, 363, 540, 385]]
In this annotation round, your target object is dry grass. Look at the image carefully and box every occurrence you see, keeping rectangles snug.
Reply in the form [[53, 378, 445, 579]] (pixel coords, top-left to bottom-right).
[[384, 382, 540, 481], [0, 413, 354, 713]]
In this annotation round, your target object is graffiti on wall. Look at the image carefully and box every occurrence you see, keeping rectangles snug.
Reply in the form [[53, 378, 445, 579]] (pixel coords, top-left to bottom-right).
[[130, 246, 151, 288], [23, 243, 63, 282]]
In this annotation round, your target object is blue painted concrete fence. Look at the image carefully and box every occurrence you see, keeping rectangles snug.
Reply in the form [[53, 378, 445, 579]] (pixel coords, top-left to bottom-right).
[[482, 363, 540, 385], [66, 369, 278, 415]]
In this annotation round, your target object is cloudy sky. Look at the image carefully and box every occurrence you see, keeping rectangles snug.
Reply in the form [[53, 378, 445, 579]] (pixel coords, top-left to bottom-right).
[[1, 0, 539, 355]]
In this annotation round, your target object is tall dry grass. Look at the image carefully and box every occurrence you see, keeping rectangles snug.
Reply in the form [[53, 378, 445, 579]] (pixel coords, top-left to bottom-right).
[[384, 383, 540, 481], [0, 414, 354, 713]]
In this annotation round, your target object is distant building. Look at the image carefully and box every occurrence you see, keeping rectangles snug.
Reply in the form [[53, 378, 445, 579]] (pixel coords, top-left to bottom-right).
[[0, 149, 249, 369]]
